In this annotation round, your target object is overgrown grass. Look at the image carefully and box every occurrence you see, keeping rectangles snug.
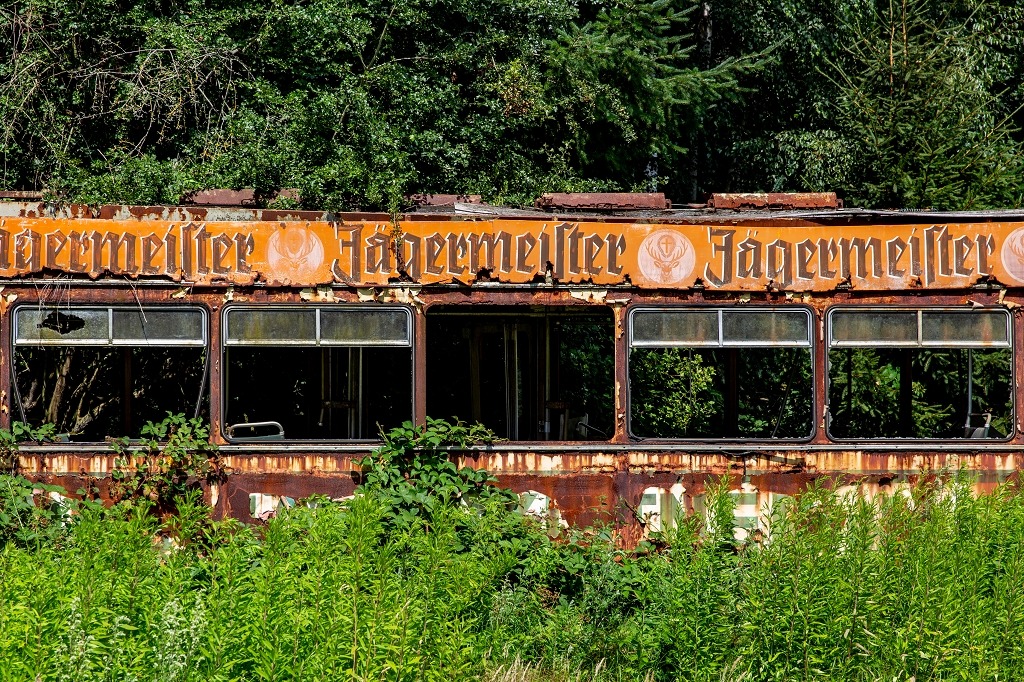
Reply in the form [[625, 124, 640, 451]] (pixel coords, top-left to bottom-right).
[[2, 474, 1024, 681]]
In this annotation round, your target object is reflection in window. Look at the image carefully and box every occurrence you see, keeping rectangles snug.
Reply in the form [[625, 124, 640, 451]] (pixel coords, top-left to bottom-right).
[[426, 308, 614, 441], [223, 307, 412, 440], [629, 308, 814, 439], [13, 306, 208, 441], [828, 309, 1012, 439]]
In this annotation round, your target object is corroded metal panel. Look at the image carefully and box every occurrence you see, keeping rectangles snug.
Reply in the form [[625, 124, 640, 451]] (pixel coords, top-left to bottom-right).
[[710, 193, 841, 210], [536, 192, 672, 210]]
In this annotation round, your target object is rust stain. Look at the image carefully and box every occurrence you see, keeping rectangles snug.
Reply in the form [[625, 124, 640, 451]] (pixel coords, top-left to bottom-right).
[[710, 193, 841, 210], [536, 192, 672, 210]]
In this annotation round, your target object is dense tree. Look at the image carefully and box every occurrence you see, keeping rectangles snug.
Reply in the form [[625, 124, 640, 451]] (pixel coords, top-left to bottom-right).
[[0, 0, 755, 209], [1, 0, 1021, 209], [707, 0, 1024, 208]]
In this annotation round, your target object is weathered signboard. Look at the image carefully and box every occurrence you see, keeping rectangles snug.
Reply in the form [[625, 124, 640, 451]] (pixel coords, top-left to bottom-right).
[[3, 216, 1024, 290]]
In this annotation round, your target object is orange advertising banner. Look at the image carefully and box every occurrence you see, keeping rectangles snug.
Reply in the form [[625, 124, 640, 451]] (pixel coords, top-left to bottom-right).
[[3, 216, 1024, 291]]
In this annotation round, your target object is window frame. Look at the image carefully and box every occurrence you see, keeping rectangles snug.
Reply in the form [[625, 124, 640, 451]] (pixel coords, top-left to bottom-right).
[[824, 305, 1015, 442], [13, 304, 208, 347], [223, 306, 413, 347], [219, 304, 415, 444], [626, 305, 817, 443], [10, 303, 211, 441]]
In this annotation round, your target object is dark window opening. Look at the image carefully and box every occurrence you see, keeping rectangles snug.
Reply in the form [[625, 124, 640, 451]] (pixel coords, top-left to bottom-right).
[[827, 309, 1012, 439], [13, 307, 208, 441], [426, 307, 614, 440], [223, 307, 412, 441], [629, 308, 814, 439]]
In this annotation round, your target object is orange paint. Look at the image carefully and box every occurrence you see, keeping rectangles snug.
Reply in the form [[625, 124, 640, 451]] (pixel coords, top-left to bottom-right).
[[3, 216, 1024, 290]]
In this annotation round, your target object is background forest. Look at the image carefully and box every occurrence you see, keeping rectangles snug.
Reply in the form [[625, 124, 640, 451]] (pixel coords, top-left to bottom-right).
[[3, 0, 1023, 211]]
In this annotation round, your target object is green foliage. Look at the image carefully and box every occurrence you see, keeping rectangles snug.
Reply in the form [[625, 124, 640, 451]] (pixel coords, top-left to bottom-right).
[[826, 0, 1024, 209], [702, 0, 1024, 208], [4, 0, 1024, 208], [629, 348, 717, 437], [357, 418, 517, 530], [0, 475, 73, 550], [1, 0, 755, 209], [110, 414, 224, 510], [828, 348, 1012, 438], [556, 317, 615, 437], [3, 472, 1024, 680], [0, 422, 56, 473]]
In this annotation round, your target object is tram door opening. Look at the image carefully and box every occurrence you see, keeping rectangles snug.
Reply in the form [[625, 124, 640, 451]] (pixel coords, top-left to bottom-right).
[[426, 308, 614, 441]]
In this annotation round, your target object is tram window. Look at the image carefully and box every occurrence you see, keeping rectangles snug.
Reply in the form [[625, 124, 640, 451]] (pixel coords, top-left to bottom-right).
[[12, 306, 208, 441], [827, 309, 1012, 439], [223, 307, 412, 441], [629, 308, 814, 439], [426, 307, 614, 441]]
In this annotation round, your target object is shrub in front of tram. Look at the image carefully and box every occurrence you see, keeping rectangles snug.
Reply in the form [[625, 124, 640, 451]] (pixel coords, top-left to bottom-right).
[[356, 417, 520, 533], [108, 413, 225, 514]]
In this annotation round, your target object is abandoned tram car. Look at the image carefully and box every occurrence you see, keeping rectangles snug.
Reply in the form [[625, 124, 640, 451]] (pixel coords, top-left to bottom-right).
[[4, 193, 1024, 539]]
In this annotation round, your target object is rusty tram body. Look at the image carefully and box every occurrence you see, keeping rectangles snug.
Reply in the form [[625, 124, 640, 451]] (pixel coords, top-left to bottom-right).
[[5, 193, 1024, 542]]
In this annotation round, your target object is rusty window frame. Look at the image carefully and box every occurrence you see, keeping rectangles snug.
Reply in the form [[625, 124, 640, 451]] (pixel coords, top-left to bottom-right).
[[10, 303, 211, 437], [625, 305, 816, 443], [13, 305, 207, 347], [828, 308, 1011, 349], [223, 306, 412, 347], [824, 305, 1015, 441], [629, 308, 813, 348], [219, 304, 414, 444]]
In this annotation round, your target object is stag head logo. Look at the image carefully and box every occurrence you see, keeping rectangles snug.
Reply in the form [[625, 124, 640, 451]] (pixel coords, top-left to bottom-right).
[[638, 229, 695, 284], [267, 225, 325, 281], [1001, 228, 1024, 283]]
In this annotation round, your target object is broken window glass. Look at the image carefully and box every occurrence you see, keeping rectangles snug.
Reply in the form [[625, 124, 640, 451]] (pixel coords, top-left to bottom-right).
[[13, 306, 208, 441], [223, 306, 412, 440], [827, 308, 1012, 439], [426, 307, 614, 441], [629, 308, 814, 439]]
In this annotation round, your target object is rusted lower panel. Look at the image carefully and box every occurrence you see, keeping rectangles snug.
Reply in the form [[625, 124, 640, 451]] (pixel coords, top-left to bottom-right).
[[536, 193, 672, 210], [710, 192, 841, 210], [19, 446, 1024, 547]]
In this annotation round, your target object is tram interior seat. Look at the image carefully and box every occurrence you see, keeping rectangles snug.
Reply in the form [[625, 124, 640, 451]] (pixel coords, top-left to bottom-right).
[[965, 412, 993, 439], [568, 413, 609, 440], [226, 421, 286, 441]]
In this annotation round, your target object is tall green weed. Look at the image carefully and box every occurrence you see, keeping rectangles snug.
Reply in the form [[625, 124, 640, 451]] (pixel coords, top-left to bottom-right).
[[3, 472, 1024, 681]]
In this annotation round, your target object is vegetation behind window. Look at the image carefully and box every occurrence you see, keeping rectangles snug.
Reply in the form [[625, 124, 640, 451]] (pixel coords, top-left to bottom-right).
[[628, 309, 814, 439], [13, 307, 208, 441], [426, 309, 614, 441], [827, 309, 1013, 439]]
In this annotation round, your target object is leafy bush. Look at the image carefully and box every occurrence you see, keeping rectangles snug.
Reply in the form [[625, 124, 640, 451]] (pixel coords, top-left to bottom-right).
[[357, 417, 517, 531], [110, 414, 224, 511], [0, 421, 57, 473], [4, 421, 1024, 682], [0, 474, 74, 550]]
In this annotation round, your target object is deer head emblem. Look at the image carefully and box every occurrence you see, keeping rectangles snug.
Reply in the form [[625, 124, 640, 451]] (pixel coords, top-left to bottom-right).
[[638, 229, 694, 283], [268, 226, 325, 280], [1000, 228, 1024, 283]]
